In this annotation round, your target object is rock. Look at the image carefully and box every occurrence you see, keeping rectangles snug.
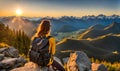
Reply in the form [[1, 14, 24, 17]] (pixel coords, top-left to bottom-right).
[[0, 47, 27, 71], [1, 58, 18, 68], [91, 63, 108, 71], [13, 57, 27, 68], [0, 48, 7, 53], [67, 52, 79, 71], [0, 57, 27, 69], [66, 51, 91, 71], [11, 62, 38, 71], [11, 62, 50, 71], [0, 54, 4, 61], [2, 46, 19, 58], [16, 57, 27, 64], [11, 57, 63, 71], [63, 57, 69, 64], [76, 51, 91, 71]]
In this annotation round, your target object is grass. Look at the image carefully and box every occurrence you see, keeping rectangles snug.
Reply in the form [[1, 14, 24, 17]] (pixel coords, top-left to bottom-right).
[[90, 58, 120, 71]]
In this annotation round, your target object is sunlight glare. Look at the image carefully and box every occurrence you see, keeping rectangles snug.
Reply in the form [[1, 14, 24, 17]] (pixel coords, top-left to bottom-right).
[[16, 9, 22, 16]]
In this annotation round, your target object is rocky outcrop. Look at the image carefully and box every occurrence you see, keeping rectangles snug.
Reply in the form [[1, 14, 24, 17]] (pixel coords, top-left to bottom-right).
[[12, 51, 92, 71], [5, 48, 107, 71], [11, 51, 108, 71], [11, 62, 42, 71], [76, 51, 91, 71], [64, 51, 91, 71], [0, 46, 19, 58], [11, 62, 56, 71], [91, 63, 108, 71], [11, 57, 63, 71], [0, 47, 27, 71]]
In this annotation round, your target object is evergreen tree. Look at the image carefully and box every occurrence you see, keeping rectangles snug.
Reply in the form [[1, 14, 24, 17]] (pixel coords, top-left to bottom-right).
[[0, 22, 30, 56]]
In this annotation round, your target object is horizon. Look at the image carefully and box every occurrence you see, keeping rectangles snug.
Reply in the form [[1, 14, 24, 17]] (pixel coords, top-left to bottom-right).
[[0, 0, 120, 17], [0, 14, 120, 18]]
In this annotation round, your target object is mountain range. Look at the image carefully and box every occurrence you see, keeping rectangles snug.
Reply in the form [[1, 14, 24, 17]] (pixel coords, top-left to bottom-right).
[[55, 22, 120, 62], [0, 14, 120, 36]]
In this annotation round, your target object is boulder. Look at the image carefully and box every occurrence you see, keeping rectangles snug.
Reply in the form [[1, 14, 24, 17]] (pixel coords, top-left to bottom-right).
[[0, 47, 26, 71], [0, 46, 19, 58], [66, 51, 91, 71], [0, 57, 27, 69], [2, 46, 19, 58], [11, 62, 39, 71], [11, 62, 55, 71], [12, 57, 27, 68], [76, 51, 91, 71], [91, 63, 108, 71], [1, 58, 18, 68]]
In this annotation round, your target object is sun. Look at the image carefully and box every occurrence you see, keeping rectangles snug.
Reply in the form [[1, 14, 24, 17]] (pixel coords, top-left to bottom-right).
[[16, 9, 22, 16]]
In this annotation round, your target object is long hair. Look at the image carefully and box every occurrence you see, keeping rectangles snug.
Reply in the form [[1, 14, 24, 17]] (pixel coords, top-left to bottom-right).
[[32, 20, 51, 40]]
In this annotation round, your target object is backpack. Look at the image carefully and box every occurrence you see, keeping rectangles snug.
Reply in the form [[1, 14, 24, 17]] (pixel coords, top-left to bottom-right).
[[29, 36, 53, 67]]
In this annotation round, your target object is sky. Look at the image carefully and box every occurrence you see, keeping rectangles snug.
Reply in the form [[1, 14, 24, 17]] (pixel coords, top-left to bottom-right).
[[0, 0, 120, 17]]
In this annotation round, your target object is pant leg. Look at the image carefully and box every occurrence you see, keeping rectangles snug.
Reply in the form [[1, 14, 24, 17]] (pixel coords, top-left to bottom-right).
[[52, 60, 65, 71]]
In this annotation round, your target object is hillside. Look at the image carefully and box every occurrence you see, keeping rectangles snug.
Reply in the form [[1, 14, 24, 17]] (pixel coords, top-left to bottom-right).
[[79, 22, 120, 39], [55, 38, 119, 61], [56, 22, 120, 62], [79, 24, 106, 39], [104, 22, 120, 33], [91, 34, 120, 52], [56, 36, 120, 62]]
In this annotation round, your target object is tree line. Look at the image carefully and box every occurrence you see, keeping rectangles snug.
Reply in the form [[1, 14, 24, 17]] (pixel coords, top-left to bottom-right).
[[0, 22, 31, 56]]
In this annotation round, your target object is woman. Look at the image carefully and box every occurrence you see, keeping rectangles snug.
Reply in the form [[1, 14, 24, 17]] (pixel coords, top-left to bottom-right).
[[32, 20, 65, 71]]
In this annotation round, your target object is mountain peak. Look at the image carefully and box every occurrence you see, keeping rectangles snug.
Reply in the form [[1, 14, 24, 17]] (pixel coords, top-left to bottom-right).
[[104, 22, 120, 31], [111, 22, 120, 26]]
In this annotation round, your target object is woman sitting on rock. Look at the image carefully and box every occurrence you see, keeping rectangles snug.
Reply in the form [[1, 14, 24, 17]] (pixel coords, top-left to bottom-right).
[[29, 20, 65, 71]]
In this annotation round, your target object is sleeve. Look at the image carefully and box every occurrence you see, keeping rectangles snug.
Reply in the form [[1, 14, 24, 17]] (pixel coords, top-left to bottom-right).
[[49, 37, 56, 55]]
